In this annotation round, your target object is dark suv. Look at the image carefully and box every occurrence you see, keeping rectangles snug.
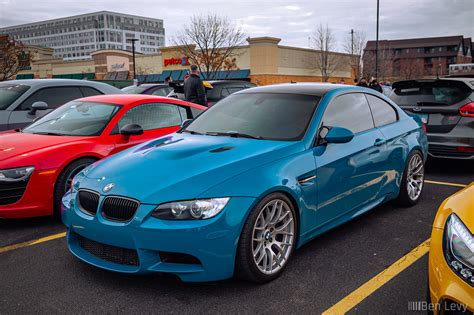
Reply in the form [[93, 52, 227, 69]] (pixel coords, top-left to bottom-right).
[[390, 78, 474, 159], [168, 80, 256, 106]]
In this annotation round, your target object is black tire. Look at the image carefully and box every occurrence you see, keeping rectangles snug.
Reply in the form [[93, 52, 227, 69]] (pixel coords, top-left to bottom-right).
[[53, 158, 97, 218], [236, 192, 297, 283], [396, 150, 424, 207]]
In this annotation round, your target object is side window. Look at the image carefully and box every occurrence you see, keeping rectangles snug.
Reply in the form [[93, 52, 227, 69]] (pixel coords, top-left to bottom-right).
[[322, 93, 374, 134], [19, 87, 83, 110], [151, 87, 173, 96], [220, 88, 230, 98], [117, 103, 182, 131], [365, 94, 398, 127], [178, 106, 188, 120], [80, 86, 103, 97], [190, 107, 204, 118]]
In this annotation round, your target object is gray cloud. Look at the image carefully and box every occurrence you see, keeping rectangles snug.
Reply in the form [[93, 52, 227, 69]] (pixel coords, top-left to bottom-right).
[[0, 0, 472, 51]]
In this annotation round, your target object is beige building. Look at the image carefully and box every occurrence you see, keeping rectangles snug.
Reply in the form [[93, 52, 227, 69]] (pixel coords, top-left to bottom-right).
[[16, 37, 355, 84]]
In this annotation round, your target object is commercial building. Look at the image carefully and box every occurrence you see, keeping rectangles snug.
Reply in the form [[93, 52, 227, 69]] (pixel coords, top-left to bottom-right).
[[14, 37, 355, 85], [363, 35, 473, 82], [0, 11, 165, 61]]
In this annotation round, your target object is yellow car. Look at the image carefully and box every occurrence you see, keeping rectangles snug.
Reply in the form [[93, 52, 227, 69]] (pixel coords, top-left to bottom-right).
[[429, 182, 474, 313]]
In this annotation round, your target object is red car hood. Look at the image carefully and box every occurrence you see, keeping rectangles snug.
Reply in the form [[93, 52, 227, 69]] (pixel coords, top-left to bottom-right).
[[0, 131, 86, 163]]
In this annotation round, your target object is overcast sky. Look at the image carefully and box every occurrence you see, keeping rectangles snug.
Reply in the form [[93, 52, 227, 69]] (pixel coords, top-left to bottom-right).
[[1, 0, 472, 51]]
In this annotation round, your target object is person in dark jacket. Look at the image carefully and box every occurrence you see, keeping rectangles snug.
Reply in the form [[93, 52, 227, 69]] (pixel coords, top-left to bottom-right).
[[369, 78, 383, 93], [184, 65, 206, 106], [357, 78, 368, 87]]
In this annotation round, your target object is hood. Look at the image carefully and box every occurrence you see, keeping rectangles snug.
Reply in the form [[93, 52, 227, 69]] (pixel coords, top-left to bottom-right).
[[81, 133, 303, 204], [0, 131, 85, 164]]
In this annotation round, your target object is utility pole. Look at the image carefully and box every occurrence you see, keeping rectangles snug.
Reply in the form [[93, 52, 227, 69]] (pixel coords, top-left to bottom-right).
[[375, 0, 380, 79], [351, 29, 354, 55], [127, 38, 139, 82]]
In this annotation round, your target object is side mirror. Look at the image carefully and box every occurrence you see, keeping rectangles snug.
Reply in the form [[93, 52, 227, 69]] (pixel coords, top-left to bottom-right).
[[120, 124, 144, 137], [28, 101, 48, 115], [324, 126, 354, 144], [181, 119, 193, 129]]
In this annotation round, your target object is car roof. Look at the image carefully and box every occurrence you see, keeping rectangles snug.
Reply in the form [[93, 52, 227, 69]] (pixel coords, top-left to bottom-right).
[[2, 79, 106, 87], [236, 82, 362, 96], [76, 94, 206, 109]]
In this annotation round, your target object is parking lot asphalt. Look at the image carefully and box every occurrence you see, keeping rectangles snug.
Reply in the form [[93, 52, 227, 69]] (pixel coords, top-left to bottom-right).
[[0, 158, 472, 314]]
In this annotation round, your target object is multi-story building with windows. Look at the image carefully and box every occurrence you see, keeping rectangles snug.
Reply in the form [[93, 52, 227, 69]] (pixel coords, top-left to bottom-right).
[[363, 35, 473, 81], [0, 11, 165, 61]]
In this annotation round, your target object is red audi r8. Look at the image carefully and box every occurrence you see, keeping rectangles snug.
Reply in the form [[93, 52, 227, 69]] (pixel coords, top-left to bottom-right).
[[0, 94, 206, 218]]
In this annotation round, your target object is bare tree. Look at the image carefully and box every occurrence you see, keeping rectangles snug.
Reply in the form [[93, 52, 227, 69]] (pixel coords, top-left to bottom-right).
[[0, 35, 33, 81], [362, 47, 394, 82], [343, 30, 366, 81], [398, 58, 423, 80], [311, 24, 339, 82], [172, 14, 246, 80]]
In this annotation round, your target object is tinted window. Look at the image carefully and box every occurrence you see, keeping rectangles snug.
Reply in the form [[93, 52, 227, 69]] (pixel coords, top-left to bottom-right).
[[151, 87, 173, 96], [23, 101, 120, 136], [366, 94, 397, 127], [323, 93, 374, 133], [122, 85, 148, 94], [0, 84, 30, 110], [80, 86, 103, 97], [118, 103, 182, 131], [390, 81, 471, 106], [19, 87, 83, 110], [221, 87, 245, 98], [190, 107, 204, 118], [185, 93, 320, 141]]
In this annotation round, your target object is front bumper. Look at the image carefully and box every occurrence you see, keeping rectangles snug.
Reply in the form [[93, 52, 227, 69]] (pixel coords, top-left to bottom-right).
[[62, 191, 256, 282], [0, 170, 57, 219], [428, 228, 474, 313]]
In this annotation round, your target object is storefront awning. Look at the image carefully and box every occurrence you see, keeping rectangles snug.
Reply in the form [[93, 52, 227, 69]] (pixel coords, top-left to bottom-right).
[[16, 73, 34, 80], [52, 73, 95, 80]]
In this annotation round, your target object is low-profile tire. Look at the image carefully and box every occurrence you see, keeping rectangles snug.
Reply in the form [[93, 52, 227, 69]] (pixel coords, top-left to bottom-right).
[[396, 150, 425, 207], [53, 157, 97, 218], [236, 192, 297, 283]]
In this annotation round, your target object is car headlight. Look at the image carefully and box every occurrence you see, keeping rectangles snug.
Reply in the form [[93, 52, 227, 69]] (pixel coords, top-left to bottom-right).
[[444, 214, 474, 286], [0, 167, 34, 182], [152, 198, 230, 220]]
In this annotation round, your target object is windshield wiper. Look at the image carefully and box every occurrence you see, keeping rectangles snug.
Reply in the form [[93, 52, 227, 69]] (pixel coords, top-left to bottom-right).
[[27, 131, 66, 136], [181, 129, 204, 135], [416, 101, 448, 106], [205, 131, 263, 139]]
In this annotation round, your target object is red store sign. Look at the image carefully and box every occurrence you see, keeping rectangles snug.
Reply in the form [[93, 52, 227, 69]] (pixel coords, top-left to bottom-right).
[[164, 56, 189, 67]]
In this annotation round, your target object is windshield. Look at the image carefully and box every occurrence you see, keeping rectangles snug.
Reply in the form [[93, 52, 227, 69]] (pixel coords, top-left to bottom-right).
[[184, 93, 320, 141], [122, 85, 148, 94], [23, 101, 120, 136], [390, 81, 471, 106], [0, 84, 30, 110]]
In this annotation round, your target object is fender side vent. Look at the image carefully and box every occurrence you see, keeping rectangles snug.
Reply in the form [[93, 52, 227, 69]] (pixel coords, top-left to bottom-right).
[[209, 146, 235, 153]]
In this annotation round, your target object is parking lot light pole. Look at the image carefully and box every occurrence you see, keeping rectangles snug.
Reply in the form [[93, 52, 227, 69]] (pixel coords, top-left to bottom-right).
[[127, 38, 139, 82], [375, 0, 380, 79]]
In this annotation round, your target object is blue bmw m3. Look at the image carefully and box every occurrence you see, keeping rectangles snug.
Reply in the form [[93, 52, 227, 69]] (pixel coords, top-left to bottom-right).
[[62, 83, 428, 283]]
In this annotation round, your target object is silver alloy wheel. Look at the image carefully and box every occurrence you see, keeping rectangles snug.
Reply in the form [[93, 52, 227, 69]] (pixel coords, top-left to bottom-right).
[[252, 199, 295, 275], [407, 153, 424, 201]]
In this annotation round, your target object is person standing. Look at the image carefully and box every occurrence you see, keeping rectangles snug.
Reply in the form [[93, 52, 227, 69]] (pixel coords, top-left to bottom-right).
[[357, 78, 368, 87], [183, 65, 206, 106], [369, 78, 383, 93]]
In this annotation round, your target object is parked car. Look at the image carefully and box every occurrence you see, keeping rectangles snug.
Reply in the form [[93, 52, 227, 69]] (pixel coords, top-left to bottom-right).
[[122, 84, 173, 96], [381, 85, 392, 96], [428, 183, 473, 313], [390, 78, 474, 159], [168, 80, 257, 106], [62, 83, 427, 283], [0, 94, 206, 219], [0, 79, 122, 131]]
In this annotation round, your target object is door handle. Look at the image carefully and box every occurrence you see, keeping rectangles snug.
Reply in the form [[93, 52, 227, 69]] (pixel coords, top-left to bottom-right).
[[374, 138, 386, 146]]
